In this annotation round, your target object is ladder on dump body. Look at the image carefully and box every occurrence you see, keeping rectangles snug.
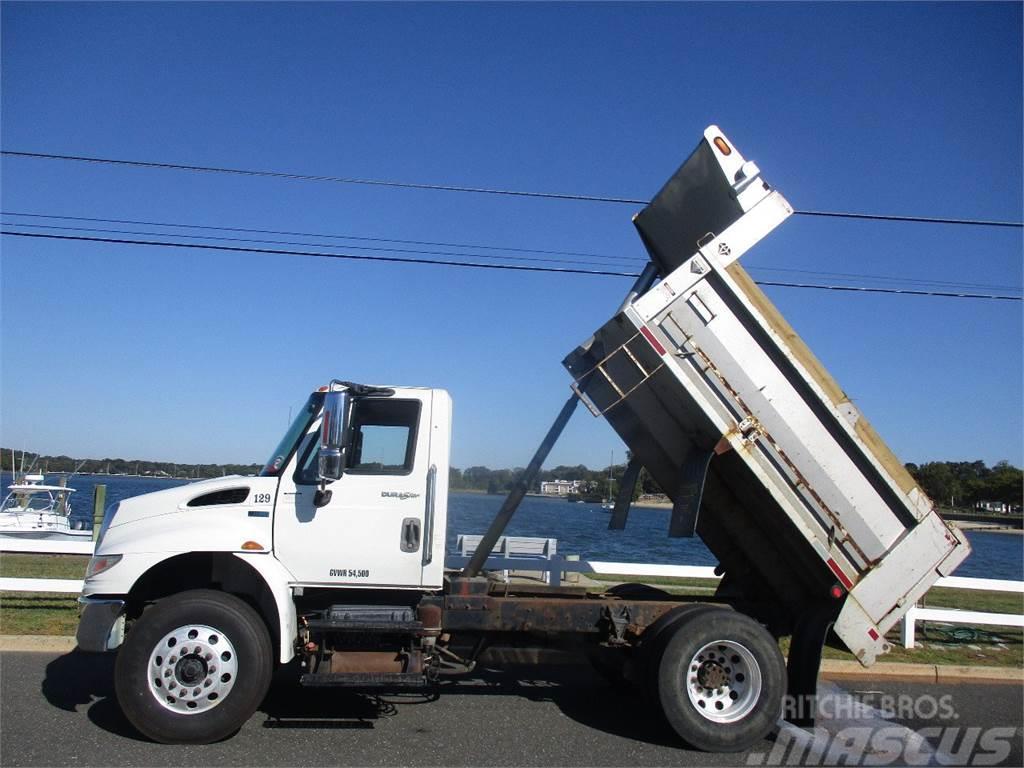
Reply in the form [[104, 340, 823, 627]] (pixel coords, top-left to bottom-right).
[[570, 331, 666, 417]]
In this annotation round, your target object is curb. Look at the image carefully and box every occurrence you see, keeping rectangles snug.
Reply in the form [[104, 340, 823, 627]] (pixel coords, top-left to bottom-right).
[[818, 659, 1022, 683], [1, 635, 1021, 684], [0, 635, 77, 652]]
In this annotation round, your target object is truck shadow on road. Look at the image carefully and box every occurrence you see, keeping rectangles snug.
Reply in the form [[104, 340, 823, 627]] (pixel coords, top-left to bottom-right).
[[432, 663, 685, 748], [43, 652, 687, 749], [41, 649, 145, 740], [258, 662, 683, 746]]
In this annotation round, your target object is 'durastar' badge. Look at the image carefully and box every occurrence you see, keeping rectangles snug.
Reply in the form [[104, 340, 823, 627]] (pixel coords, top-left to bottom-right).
[[381, 491, 420, 500]]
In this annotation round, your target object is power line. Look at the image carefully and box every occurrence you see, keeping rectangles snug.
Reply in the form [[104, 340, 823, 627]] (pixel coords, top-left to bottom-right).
[[4, 230, 1020, 301], [745, 265, 1021, 293], [3, 150, 1021, 228], [0, 210, 630, 263], [6, 210, 1019, 294], [0, 221, 637, 269], [0, 150, 646, 205], [0, 230, 641, 277], [753, 280, 1021, 301], [792, 209, 1024, 228]]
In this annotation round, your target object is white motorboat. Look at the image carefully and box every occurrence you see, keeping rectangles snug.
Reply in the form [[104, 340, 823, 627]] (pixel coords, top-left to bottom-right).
[[0, 474, 91, 540]]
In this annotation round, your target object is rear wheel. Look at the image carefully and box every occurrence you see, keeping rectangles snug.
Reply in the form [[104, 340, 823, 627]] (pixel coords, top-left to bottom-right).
[[656, 607, 784, 752], [115, 589, 272, 744]]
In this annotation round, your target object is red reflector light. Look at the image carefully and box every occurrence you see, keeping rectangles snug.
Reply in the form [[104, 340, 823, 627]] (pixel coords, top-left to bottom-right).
[[830, 584, 844, 599], [868, 627, 880, 641], [826, 558, 854, 590], [640, 326, 667, 356]]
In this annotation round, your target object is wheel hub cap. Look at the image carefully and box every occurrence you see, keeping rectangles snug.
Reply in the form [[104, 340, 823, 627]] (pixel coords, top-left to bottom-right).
[[175, 655, 208, 685], [147, 624, 238, 714], [685, 640, 763, 724], [696, 660, 727, 689]]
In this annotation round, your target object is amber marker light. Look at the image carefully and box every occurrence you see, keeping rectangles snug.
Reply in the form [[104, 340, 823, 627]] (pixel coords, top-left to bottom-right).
[[713, 136, 732, 155], [240, 541, 265, 551]]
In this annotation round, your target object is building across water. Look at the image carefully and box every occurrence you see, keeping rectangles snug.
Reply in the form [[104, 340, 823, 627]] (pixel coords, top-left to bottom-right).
[[539, 479, 584, 497]]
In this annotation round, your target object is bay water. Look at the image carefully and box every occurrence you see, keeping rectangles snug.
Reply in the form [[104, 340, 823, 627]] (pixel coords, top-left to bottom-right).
[[3, 473, 1020, 581]]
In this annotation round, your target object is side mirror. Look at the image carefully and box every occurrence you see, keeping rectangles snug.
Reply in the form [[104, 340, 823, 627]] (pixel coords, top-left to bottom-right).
[[317, 390, 350, 482]]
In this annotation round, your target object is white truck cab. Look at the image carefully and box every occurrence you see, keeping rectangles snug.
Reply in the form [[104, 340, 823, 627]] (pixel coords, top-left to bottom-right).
[[80, 384, 451, 660]]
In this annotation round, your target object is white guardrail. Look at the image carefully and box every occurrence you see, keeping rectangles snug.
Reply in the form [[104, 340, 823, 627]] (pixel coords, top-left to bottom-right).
[[2, 537, 1021, 649]]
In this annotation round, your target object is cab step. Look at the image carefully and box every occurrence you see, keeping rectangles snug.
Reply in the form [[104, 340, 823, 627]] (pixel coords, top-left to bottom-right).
[[299, 672, 428, 689], [306, 604, 423, 634]]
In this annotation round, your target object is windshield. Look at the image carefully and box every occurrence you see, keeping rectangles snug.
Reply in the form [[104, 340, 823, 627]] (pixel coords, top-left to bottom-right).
[[259, 392, 324, 477]]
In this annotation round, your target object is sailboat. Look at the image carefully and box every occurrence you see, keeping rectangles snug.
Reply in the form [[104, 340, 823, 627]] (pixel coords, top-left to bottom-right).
[[601, 452, 615, 511]]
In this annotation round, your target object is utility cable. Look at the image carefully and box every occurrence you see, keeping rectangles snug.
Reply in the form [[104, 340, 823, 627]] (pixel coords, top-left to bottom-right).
[[3, 150, 1021, 228], [0, 210, 629, 263], [0, 230, 641, 277], [0, 221, 637, 269], [5, 210, 1020, 294], [752, 279, 1021, 301], [745, 265, 1021, 293], [4, 230, 1021, 301]]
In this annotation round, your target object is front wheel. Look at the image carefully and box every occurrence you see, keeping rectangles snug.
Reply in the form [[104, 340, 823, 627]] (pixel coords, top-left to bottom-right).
[[656, 608, 784, 752], [114, 589, 273, 744]]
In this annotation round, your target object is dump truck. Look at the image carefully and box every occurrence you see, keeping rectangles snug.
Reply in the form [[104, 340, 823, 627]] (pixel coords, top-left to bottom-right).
[[76, 126, 969, 751]]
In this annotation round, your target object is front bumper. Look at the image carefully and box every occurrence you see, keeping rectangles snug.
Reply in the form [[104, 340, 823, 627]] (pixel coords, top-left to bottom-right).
[[76, 597, 125, 652]]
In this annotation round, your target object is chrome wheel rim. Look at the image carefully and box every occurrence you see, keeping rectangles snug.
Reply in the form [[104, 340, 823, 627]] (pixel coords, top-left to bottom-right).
[[147, 624, 238, 714], [684, 639, 762, 723]]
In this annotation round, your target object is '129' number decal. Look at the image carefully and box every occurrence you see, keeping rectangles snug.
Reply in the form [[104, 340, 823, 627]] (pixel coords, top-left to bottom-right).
[[252, 493, 272, 504]]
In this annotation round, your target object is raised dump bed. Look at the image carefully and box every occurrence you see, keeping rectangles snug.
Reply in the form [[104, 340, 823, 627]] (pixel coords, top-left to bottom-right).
[[564, 126, 969, 665]]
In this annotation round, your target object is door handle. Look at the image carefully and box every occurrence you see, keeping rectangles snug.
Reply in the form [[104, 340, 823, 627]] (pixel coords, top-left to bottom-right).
[[400, 517, 421, 553]]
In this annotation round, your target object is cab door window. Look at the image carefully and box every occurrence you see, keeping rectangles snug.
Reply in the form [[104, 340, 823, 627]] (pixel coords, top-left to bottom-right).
[[294, 398, 420, 484], [347, 399, 420, 475]]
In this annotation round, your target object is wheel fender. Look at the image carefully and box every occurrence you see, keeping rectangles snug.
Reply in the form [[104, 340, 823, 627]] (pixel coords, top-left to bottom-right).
[[232, 553, 297, 664]]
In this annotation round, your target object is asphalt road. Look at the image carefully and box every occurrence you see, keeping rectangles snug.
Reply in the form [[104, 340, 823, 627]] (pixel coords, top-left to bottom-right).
[[1, 650, 1020, 767]]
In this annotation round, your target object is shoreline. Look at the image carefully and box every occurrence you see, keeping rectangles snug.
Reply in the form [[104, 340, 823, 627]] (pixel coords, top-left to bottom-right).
[[515, 493, 1024, 532]]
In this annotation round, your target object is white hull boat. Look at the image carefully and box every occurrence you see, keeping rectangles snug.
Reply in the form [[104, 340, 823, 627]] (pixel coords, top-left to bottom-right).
[[0, 474, 92, 541]]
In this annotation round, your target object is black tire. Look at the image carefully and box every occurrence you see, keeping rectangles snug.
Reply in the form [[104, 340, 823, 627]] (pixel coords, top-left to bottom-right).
[[655, 607, 784, 753], [115, 589, 273, 744], [637, 603, 718, 704]]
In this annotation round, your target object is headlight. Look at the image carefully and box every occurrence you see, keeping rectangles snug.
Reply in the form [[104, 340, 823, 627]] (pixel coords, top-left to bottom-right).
[[85, 554, 122, 579], [95, 502, 119, 548]]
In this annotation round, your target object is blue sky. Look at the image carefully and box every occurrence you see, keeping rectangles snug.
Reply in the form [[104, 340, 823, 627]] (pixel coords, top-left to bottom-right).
[[1, 2, 1021, 471]]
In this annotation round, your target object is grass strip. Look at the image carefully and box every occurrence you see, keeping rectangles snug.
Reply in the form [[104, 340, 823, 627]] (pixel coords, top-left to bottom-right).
[[0, 556, 1019, 669]]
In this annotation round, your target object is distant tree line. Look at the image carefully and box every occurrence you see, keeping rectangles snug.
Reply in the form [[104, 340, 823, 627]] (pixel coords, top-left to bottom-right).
[[452, 459, 1024, 510], [5, 447, 1019, 510], [1, 449, 261, 479], [904, 460, 1022, 510], [450, 457, 664, 498]]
